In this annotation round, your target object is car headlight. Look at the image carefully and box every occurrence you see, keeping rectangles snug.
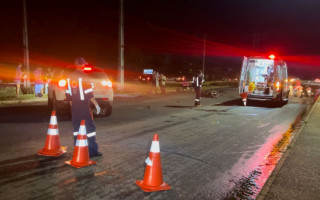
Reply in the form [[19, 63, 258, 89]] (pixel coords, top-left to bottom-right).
[[101, 80, 112, 88], [58, 79, 67, 87]]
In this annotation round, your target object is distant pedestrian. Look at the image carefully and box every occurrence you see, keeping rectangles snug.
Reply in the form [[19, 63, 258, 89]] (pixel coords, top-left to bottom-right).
[[192, 70, 204, 107], [149, 71, 159, 94], [44, 67, 55, 94], [293, 78, 302, 97], [155, 71, 160, 92], [34, 67, 44, 97], [14, 64, 23, 98], [160, 73, 167, 94]]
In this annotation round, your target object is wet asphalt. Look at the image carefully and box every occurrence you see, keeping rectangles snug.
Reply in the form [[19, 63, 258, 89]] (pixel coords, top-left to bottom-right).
[[0, 89, 316, 199], [257, 97, 320, 200]]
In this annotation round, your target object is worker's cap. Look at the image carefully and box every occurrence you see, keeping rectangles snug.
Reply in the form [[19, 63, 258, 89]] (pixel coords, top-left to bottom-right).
[[74, 57, 88, 66]]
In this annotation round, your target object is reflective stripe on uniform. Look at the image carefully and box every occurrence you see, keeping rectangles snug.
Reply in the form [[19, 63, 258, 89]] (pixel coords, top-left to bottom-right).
[[196, 77, 199, 86], [79, 78, 84, 100], [87, 132, 96, 137], [76, 139, 88, 147], [84, 88, 93, 94], [67, 78, 72, 96], [73, 132, 78, 136], [47, 128, 59, 135], [195, 99, 200, 101]]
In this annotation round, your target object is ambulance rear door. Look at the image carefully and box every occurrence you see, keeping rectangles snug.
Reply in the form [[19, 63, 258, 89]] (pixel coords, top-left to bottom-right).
[[239, 56, 248, 93]]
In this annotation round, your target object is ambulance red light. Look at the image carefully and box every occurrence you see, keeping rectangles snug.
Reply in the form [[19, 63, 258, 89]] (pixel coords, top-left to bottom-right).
[[269, 54, 276, 60], [83, 67, 92, 71], [58, 79, 67, 87]]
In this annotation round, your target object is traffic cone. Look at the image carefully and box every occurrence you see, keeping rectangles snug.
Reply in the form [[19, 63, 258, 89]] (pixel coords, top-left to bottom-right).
[[38, 110, 66, 157], [136, 134, 171, 192], [240, 92, 248, 106], [65, 120, 96, 168]]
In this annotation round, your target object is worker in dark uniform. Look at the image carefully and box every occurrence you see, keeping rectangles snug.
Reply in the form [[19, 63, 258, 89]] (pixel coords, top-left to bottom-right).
[[192, 70, 204, 107], [65, 57, 102, 157]]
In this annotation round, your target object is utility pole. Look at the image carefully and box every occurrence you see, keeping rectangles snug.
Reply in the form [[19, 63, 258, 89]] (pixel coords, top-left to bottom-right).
[[202, 34, 206, 76], [23, 0, 30, 87], [118, 0, 124, 90]]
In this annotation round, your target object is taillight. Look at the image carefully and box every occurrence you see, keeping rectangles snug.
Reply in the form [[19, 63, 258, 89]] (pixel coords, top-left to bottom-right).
[[58, 79, 67, 87], [101, 80, 112, 88], [147, 77, 150, 80], [276, 81, 280, 92]]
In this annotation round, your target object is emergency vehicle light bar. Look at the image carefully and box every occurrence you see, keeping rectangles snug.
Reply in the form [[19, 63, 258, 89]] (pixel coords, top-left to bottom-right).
[[83, 67, 92, 71], [269, 54, 276, 60]]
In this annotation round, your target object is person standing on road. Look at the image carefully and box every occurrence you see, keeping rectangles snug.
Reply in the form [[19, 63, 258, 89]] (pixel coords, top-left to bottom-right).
[[293, 78, 302, 97], [65, 57, 102, 157], [44, 67, 55, 95], [155, 71, 160, 92], [149, 71, 159, 94], [160, 73, 167, 94], [192, 70, 204, 107], [14, 64, 23, 98]]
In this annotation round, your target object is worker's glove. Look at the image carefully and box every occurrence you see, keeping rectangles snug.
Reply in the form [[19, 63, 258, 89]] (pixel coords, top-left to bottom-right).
[[95, 104, 101, 115]]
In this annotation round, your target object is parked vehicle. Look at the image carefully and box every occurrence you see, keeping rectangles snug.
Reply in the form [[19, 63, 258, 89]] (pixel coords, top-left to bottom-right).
[[48, 65, 113, 117], [138, 74, 153, 83], [239, 55, 289, 106], [175, 75, 186, 82]]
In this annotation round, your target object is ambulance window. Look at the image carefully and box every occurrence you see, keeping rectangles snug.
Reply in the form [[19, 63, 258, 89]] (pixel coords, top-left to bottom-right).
[[277, 65, 282, 77]]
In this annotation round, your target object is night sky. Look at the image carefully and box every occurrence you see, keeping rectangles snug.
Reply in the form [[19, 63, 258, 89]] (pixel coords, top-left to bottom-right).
[[1, 0, 320, 80]]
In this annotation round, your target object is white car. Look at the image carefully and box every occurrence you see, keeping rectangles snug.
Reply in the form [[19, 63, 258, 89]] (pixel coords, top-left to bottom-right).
[[48, 66, 113, 117]]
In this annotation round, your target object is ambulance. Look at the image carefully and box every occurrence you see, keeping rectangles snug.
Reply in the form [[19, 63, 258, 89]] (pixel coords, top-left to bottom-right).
[[239, 55, 289, 106]]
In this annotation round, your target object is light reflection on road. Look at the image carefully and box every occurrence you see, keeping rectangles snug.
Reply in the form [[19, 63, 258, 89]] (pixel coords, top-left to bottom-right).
[[221, 113, 303, 199], [194, 112, 303, 200]]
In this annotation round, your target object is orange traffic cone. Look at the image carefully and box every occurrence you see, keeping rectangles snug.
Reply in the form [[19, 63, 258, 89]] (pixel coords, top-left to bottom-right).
[[38, 110, 66, 157], [240, 92, 248, 106], [65, 120, 96, 168], [136, 134, 171, 192]]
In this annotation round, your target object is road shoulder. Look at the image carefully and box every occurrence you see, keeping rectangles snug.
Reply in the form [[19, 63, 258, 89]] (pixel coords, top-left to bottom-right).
[[257, 98, 320, 200]]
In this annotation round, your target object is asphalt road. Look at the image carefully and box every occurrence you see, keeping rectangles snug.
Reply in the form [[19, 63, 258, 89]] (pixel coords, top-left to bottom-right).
[[0, 88, 313, 199]]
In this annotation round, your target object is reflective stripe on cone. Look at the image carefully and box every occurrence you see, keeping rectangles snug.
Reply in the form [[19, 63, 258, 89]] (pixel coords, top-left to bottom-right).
[[38, 110, 66, 157], [136, 134, 171, 192], [65, 120, 96, 168]]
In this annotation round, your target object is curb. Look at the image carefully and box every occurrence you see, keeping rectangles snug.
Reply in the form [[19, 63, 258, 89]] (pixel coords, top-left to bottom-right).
[[0, 98, 47, 107], [114, 93, 142, 98], [257, 97, 319, 200]]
